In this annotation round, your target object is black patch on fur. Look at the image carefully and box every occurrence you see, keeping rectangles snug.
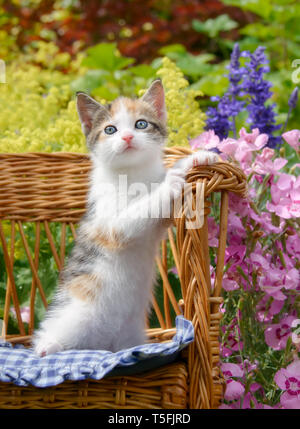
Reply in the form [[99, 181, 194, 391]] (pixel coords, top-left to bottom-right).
[[148, 121, 167, 138], [59, 221, 105, 285]]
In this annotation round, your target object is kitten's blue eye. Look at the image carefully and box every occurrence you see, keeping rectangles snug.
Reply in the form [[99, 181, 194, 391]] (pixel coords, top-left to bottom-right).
[[135, 120, 148, 129], [104, 125, 117, 135]]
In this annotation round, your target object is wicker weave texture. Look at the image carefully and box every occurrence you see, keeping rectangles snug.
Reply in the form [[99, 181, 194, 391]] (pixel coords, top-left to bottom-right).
[[0, 362, 188, 409], [0, 149, 247, 409], [0, 153, 90, 222]]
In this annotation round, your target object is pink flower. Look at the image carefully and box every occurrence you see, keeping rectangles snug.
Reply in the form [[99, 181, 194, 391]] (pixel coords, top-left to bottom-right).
[[259, 147, 275, 161], [250, 209, 282, 234], [227, 214, 246, 245], [258, 264, 288, 300], [221, 331, 242, 356], [219, 403, 235, 409], [229, 193, 251, 217], [256, 296, 284, 323], [221, 363, 245, 401], [207, 217, 219, 247], [169, 266, 178, 276], [286, 232, 300, 260], [198, 126, 300, 409], [261, 285, 286, 301], [238, 392, 260, 409], [241, 359, 259, 374], [221, 362, 244, 377], [222, 277, 239, 292], [225, 245, 246, 267], [250, 251, 270, 269], [190, 130, 220, 150], [265, 315, 296, 350], [10, 306, 30, 324], [282, 130, 300, 151], [221, 128, 267, 167], [238, 127, 268, 149], [234, 134, 268, 165], [253, 156, 288, 176], [217, 128, 270, 174], [239, 127, 260, 144], [218, 138, 238, 156], [221, 320, 243, 356], [252, 134, 269, 150], [276, 173, 293, 192], [284, 268, 299, 290], [219, 302, 226, 314], [267, 175, 300, 219], [250, 382, 264, 394], [274, 360, 300, 409]]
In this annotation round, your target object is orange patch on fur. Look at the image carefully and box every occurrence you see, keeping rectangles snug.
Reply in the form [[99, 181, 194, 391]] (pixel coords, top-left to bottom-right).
[[67, 274, 100, 301], [110, 97, 154, 119], [92, 228, 126, 250], [110, 98, 135, 115], [121, 98, 137, 113], [97, 127, 108, 142]]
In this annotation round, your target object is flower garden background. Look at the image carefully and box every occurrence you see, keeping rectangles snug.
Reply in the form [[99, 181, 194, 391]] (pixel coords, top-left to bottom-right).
[[0, 0, 299, 409]]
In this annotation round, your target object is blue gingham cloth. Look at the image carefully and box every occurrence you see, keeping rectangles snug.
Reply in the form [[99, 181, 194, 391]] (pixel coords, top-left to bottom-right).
[[0, 316, 193, 388]]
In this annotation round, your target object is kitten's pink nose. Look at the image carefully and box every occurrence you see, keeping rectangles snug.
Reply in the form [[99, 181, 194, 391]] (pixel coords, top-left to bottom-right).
[[122, 134, 134, 145]]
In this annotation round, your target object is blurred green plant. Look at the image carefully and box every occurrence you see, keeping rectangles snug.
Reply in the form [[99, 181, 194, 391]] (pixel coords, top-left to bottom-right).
[[158, 43, 229, 98], [156, 56, 206, 146], [192, 14, 238, 38], [71, 42, 157, 100], [0, 222, 75, 333], [0, 42, 86, 153], [159, 44, 216, 81], [71, 43, 207, 146], [157, 2, 300, 128], [220, 0, 300, 129]]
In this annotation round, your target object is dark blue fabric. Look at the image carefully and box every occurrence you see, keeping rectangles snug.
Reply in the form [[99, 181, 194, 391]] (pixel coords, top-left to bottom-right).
[[0, 316, 194, 388]]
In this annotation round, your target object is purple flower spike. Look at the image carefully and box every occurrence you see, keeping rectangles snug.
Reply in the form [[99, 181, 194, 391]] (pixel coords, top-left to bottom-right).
[[230, 43, 240, 70], [206, 42, 244, 139], [288, 87, 298, 110], [241, 46, 281, 148], [206, 44, 284, 148]]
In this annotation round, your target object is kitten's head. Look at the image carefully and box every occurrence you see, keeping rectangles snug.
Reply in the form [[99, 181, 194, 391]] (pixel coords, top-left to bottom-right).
[[76, 80, 167, 169]]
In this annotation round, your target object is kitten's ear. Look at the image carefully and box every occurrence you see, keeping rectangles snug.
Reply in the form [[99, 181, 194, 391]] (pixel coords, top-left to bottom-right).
[[141, 79, 166, 122], [76, 92, 107, 136]]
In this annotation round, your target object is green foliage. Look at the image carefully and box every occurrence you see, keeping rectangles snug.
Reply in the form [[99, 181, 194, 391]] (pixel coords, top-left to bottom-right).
[[158, 44, 230, 99], [149, 272, 182, 329], [0, 44, 86, 154], [156, 57, 206, 146], [159, 44, 216, 81], [0, 0, 240, 63], [159, 2, 300, 128], [81, 43, 135, 71], [192, 14, 238, 38], [71, 43, 157, 100], [0, 222, 75, 334], [222, 0, 299, 20]]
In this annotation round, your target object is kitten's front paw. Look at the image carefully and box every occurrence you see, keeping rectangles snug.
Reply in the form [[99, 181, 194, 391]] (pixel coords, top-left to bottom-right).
[[186, 150, 219, 170], [164, 168, 186, 199], [34, 337, 63, 357]]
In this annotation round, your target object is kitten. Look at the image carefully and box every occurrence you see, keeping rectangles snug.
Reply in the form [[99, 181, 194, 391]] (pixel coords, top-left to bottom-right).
[[33, 80, 218, 356]]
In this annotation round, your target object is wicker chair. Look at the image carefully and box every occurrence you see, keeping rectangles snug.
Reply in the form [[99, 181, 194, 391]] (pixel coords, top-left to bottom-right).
[[0, 148, 246, 409]]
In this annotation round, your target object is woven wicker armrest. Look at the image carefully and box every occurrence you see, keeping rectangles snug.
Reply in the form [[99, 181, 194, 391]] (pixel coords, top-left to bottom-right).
[[164, 147, 247, 408], [0, 150, 247, 409]]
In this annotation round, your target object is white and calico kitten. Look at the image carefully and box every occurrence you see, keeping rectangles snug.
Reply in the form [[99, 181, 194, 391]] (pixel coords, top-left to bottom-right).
[[33, 79, 218, 356]]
